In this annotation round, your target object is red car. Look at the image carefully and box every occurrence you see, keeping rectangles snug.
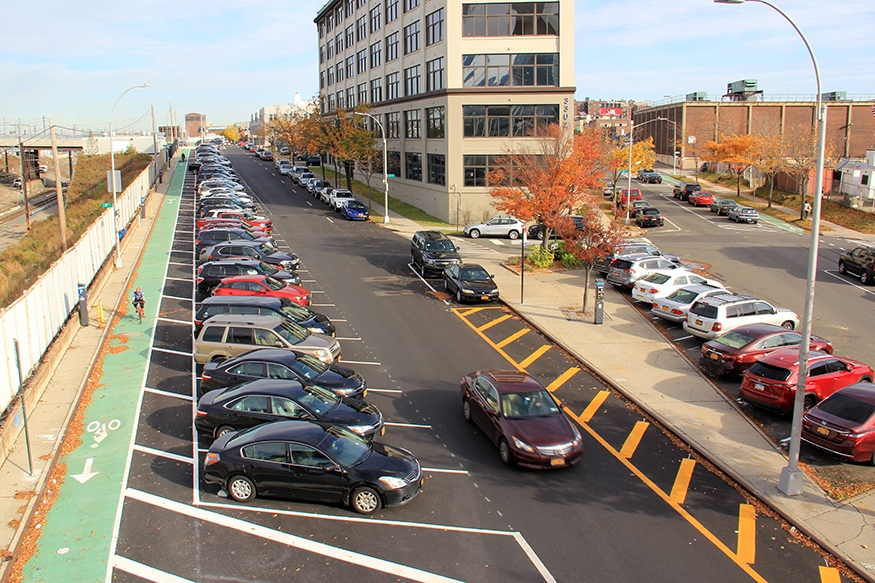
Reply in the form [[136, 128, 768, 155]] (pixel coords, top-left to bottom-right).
[[460, 370, 583, 469], [212, 275, 311, 307], [196, 220, 271, 238], [700, 323, 832, 377], [688, 191, 716, 207], [739, 348, 874, 413], [802, 383, 875, 465], [616, 188, 643, 207], [200, 210, 273, 231]]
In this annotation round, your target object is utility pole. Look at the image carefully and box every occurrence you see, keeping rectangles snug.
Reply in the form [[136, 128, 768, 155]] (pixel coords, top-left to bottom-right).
[[50, 120, 68, 250], [18, 136, 30, 231], [151, 104, 158, 155]]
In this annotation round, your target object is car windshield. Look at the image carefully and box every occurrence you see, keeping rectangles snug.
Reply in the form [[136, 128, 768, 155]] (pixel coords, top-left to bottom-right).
[[461, 268, 491, 281], [288, 354, 329, 380], [259, 262, 278, 275], [295, 384, 340, 415], [264, 276, 286, 291], [816, 393, 875, 425], [347, 201, 366, 210], [276, 319, 309, 343], [425, 240, 455, 252], [714, 330, 756, 349], [748, 361, 792, 381], [317, 426, 371, 467], [258, 242, 278, 254], [643, 273, 671, 284], [501, 389, 560, 419]]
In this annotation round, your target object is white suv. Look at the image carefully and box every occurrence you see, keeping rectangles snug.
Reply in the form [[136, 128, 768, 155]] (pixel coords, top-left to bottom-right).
[[329, 189, 356, 210], [683, 292, 799, 340]]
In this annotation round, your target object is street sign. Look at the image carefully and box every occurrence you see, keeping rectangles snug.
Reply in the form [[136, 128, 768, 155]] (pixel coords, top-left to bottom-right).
[[101, 202, 113, 208], [106, 170, 122, 193], [386, 173, 396, 178]]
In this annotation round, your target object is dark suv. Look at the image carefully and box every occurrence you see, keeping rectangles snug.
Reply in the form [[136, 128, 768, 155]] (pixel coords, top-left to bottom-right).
[[196, 260, 301, 294], [411, 231, 461, 276], [195, 228, 272, 255], [673, 183, 702, 201], [637, 170, 662, 184], [839, 246, 875, 284], [527, 215, 584, 240]]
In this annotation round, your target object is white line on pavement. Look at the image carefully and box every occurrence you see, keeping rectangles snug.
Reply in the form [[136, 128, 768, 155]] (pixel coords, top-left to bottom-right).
[[143, 387, 194, 401], [112, 556, 194, 583], [132, 445, 194, 464]]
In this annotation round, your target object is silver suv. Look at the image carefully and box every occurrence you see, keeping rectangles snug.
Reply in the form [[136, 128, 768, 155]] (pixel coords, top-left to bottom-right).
[[606, 255, 679, 288], [683, 293, 799, 340]]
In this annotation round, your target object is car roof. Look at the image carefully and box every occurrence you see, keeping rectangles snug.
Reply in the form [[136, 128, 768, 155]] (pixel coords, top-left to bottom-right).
[[667, 284, 724, 297], [201, 295, 288, 308], [458, 263, 487, 270], [479, 370, 546, 394], [202, 259, 262, 268], [756, 348, 832, 368], [226, 348, 305, 365], [201, 314, 285, 326], [225, 420, 329, 446], [416, 230, 450, 241], [693, 292, 757, 306], [726, 323, 790, 337], [217, 378, 306, 397], [643, 268, 694, 278], [823, 383, 875, 406]]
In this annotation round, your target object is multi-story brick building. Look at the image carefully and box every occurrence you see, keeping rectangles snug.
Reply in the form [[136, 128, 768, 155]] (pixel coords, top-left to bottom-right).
[[314, 0, 576, 223]]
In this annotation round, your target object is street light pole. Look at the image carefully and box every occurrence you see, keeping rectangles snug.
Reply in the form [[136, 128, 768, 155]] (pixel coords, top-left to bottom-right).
[[625, 117, 665, 225], [110, 84, 150, 268], [715, 0, 827, 497], [657, 117, 678, 176], [354, 112, 390, 224]]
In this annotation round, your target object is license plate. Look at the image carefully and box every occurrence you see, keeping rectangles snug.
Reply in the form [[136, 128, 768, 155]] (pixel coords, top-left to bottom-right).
[[481, 296, 489, 301], [754, 382, 765, 391], [550, 458, 565, 467], [816, 426, 829, 436], [695, 319, 703, 326], [709, 352, 719, 361]]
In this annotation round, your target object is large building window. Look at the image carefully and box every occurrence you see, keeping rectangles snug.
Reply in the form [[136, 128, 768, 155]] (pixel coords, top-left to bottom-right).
[[370, 78, 383, 102], [386, 72, 400, 99], [358, 83, 368, 105], [463, 3, 559, 37], [320, 46, 325, 63], [426, 107, 445, 138], [404, 21, 420, 54], [386, 0, 398, 22], [346, 25, 355, 48], [336, 34, 343, 54], [426, 9, 444, 45], [320, 71, 325, 89], [387, 151, 401, 176], [357, 49, 368, 74], [463, 105, 559, 137], [404, 65, 421, 96], [346, 87, 356, 108], [337, 63, 345, 83], [386, 32, 399, 61], [386, 112, 401, 138], [406, 152, 422, 180], [370, 41, 382, 68], [405, 109, 421, 138], [463, 54, 558, 87], [370, 5, 382, 33], [327, 13, 334, 32], [344, 56, 353, 78], [336, 5, 344, 24], [464, 155, 508, 186], [337, 91, 345, 110], [327, 67, 335, 85], [328, 93, 336, 111], [356, 15, 367, 42], [426, 58, 444, 91], [357, 0, 366, 8], [327, 42, 334, 59], [428, 154, 446, 185], [404, 0, 420, 12], [346, 0, 354, 18]]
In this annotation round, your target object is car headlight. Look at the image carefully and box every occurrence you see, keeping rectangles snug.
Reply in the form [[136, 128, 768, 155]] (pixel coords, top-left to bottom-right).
[[461, 289, 475, 294], [348, 424, 375, 436], [315, 349, 331, 362], [378, 476, 408, 490], [513, 436, 533, 452], [308, 327, 325, 334], [572, 429, 582, 447]]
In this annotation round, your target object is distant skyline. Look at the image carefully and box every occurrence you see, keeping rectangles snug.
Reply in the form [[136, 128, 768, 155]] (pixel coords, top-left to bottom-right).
[[2, 0, 873, 135]]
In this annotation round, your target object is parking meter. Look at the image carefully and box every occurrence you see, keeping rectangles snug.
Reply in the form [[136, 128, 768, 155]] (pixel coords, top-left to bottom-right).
[[594, 279, 605, 325], [141, 196, 146, 219], [78, 284, 89, 327]]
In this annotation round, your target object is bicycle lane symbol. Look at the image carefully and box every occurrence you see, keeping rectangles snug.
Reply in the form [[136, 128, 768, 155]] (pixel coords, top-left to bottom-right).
[[87, 419, 121, 448]]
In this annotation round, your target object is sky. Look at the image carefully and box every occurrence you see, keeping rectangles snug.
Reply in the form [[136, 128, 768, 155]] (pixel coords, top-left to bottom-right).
[[2, 0, 873, 136]]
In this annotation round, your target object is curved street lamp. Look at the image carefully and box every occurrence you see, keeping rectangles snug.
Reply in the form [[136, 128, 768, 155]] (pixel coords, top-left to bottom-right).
[[353, 111, 390, 224], [625, 117, 667, 225], [714, 0, 827, 497]]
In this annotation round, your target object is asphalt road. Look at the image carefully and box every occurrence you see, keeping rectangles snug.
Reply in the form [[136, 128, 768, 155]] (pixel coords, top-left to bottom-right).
[[107, 150, 855, 583]]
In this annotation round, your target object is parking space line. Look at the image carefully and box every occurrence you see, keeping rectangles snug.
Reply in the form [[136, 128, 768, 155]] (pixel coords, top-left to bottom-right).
[[546, 367, 580, 392], [518, 345, 551, 369], [143, 387, 193, 401], [171, 249, 194, 254], [422, 467, 469, 475], [619, 420, 649, 458], [336, 336, 362, 341], [168, 261, 190, 266], [496, 328, 529, 348], [458, 306, 491, 317], [113, 555, 194, 583], [477, 314, 512, 331], [579, 390, 610, 423], [385, 422, 432, 429], [156, 317, 194, 326], [311, 303, 337, 307], [366, 388, 401, 393], [164, 277, 191, 282], [151, 347, 192, 357], [128, 489, 465, 583], [339, 359, 382, 366], [162, 294, 193, 302], [819, 566, 842, 583], [737, 504, 756, 564], [675, 335, 695, 341], [512, 533, 558, 583], [823, 269, 875, 296], [132, 444, 194, 464], [669, 458, 697, 505]]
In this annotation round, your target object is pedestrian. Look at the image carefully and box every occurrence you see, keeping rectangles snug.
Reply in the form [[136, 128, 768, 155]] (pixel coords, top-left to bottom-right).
[[803, 201, 812, 219]]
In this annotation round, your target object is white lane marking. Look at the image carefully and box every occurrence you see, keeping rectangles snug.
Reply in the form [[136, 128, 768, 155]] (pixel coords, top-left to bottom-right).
[[161, 294, 194, 302], [339, 359, 382, 366], [675, 335, 695, 341], [171, 249, 195, 254], [301, 279, 318, 283], [336, 336, 362, 341], [660, 217, 682, 232], [311, 303, 337, 307], [310, 290, 327, 294], [385, 422, 432, 429], [151, 347, 193, 357], [823, 269, 875, 296], [113, 556, 194, 583], [132, 445, 194, 464], [143, 387, 194, 401], [513, 532, 558, 583], [326, 217, 335, 224], [365, 388, 402, 393], [164, 277, 191, 283], [156, 317, 194, 326], [422, 467, 469, 475], [127, 489, 464, 583], [168, 261, 191, 266], [409, 263, 448, 304]]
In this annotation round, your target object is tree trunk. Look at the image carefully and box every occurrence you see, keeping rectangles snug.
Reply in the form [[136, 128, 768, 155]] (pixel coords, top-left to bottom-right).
[[345, 160, 353, 191], [736, 171, 742, 198], [768, 174, 774, 208], [582, 267, 591, 313]]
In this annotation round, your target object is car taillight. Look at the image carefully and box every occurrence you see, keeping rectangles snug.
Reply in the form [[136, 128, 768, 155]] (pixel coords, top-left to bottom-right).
[[648, 288, 659, 294], [671, 308, 684, 316], [196, 277, 204, 283], [711, 323, 722, 332], [205, 452, 220, 465], [196, 410, 208, 417]]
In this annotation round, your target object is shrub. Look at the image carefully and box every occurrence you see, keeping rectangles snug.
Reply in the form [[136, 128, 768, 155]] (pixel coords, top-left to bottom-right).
[[527, 245, 554, 268], [562, 254, 583, 269]]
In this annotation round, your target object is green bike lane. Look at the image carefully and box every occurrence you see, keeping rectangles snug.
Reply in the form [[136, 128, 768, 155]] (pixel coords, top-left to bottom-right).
[[21, 164, 187, 583]]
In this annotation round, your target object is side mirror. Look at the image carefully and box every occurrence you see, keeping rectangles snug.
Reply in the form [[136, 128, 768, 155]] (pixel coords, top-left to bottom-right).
[[260, 288, 268, 293], [489, 274, 494, 279], [274, 341, 284, 348]]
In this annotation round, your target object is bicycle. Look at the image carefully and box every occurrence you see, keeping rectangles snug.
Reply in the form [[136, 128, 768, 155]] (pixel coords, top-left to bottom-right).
[[133, 301, 145, 324]]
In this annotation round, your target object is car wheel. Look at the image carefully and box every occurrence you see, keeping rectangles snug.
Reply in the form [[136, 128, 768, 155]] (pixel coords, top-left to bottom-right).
[[803, 394, 817, 412], [411, 253, 417, 271], [214, 425, 236, 439], [838, 261, 846, 274], [862, 271, 872, 285], [780, 321, 795, 330], [351, 486, 382, 514], [456, 289, 463, 303], [443, 277, 449, 291], [462, 399, 472, 422], [498, 439, 513, 466], [227, 474, 256, 502], [536, 230, 544, 240], [469, 229, 480, 239], [508, 230, 519, 240]]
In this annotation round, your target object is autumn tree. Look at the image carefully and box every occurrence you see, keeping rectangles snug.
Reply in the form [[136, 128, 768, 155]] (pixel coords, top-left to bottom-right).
[[606, 136, 657, 201], [782, 125, 837, 219], [702, 134, 758, 198], [750, 134, 787, 208], [222, 125, 241, 143]]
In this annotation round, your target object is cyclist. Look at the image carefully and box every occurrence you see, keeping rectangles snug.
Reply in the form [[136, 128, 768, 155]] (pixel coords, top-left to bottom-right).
[[132, 287, 145, 316]]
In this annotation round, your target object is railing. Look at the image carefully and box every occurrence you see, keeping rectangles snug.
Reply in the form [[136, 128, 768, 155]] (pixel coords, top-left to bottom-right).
[[643, 93, 875, 108]]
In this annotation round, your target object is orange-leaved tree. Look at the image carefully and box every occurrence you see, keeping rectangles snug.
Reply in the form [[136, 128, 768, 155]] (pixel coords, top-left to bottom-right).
[[606, 136, 657, 201], [750, 134, 787, 208], [702, 134, 758, 198]]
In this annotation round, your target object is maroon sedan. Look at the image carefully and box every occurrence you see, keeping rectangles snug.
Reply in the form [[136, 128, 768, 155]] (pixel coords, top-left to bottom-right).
[[460, 370, 582, 469], [739, 349, 874, 413], [802, 383, 875, 465], [700, 323, 832, 377]]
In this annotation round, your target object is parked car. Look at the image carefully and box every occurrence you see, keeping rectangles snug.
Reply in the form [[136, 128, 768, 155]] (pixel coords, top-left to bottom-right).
[[196, 260, 301, 294], [801, 383, 875, 464], [463, 217, 526, 240], [688, 191, 716, 207], [212, 275, 312, 307], [631, 269, 721, 304], [636, 170, 662, 184], [606, 255, 680, 288], [12, 178, 22, 188], [838, 246, 875, 284], [616, 188, 644, 207], [683, 292, 799, 340], [195, 228, 272, 255], [308, 180, 331, 195], [280, 147, 290, 155], [307, 155, 322, 166], [527, 215, 585, 240], [443, 263, 499, 303], [199, 348, 364, 397], [328, 189, 356, 210], [728, 206, 759, 224], [700, 323, 833, 377], [277, 161, 292, 176], [635, 208, 664, 228], [628, 200, 651, 218], [194, 314, 341, 364], [203, 420, 422, 512], [199, 241, 300, 271], [196, 379, 382, 439], [194, 296, 334, 336], [595, 241, 678, 275], [673, 183, 702, 201], [710, 198, 739, 215], [410, 231, 461, 277], [296, 172, 316, 187], [651, 284, 727, 324], [460, 370, 582, 469], [739, 349, 873, 413], [340, 200, 369, 220]]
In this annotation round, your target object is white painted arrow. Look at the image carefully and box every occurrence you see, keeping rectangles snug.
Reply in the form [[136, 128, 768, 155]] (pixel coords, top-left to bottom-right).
[[71, 458, 99, 484]]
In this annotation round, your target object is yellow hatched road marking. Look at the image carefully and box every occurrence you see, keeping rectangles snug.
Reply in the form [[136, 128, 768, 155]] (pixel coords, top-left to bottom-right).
[[737, 504, 756, 564], [619, 420, 649, 459], [519, 345, 551, 369], [496, 328, 530, 348], [818, 566, 841, 583], [452, 311, 525, 371], [458, 307, 490, 318], [478, 314, 512, 332], [669, 458, 697, 505], [546, 367, 580, 393], [580, 390, 610, 422]]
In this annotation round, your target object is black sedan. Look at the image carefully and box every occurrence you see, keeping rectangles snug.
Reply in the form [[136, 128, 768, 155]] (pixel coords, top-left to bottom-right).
[[443, 263, 499, 303], [196, 379, 383, 440], [199, 348, 365, 397], [203, 421, 422, 513]]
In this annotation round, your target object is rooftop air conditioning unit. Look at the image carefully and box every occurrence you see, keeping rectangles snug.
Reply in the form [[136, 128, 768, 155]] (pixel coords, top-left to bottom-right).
[[686, 92, 708, 102], [728, 79, 758, 94], [821, 91, 847, 102]]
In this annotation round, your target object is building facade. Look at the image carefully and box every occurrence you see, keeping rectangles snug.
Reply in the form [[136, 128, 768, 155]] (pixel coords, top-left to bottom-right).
[[250, 94, 315, 145], [185, 113, 207, 141], [314, 0, 575, 223]]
